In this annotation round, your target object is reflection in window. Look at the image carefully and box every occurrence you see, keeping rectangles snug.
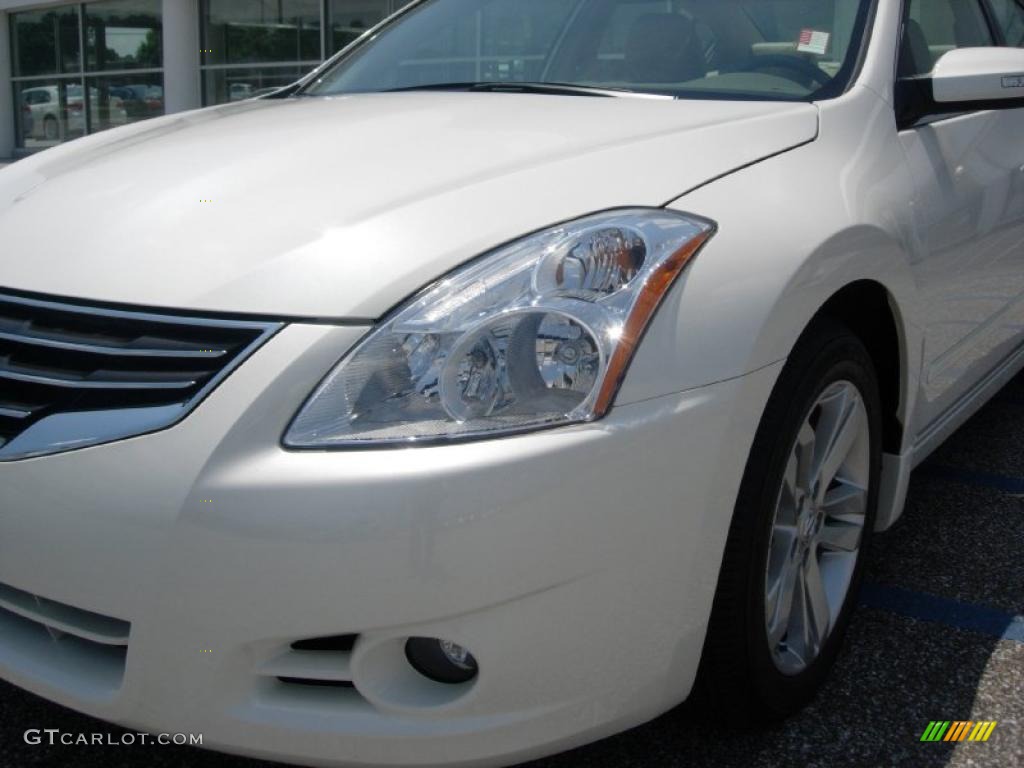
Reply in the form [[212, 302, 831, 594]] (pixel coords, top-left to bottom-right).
[[197, 2, 415, 104], [203, 66, 311, 104], [202, 0, 323, 65], [11, 9, 82, 77], [339, 0, 577, 90], [12, 1, 165, 149], [988, 0, 1024, 46], [86, 74, 165, 134], [15, 81, 86, 149], [85, 0, 163, 71], [907, 0, 994, 48], [329, 0, 391, 54]]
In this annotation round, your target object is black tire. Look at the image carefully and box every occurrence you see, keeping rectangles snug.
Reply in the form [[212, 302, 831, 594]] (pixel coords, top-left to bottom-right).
[[697, 317, 882, 722]]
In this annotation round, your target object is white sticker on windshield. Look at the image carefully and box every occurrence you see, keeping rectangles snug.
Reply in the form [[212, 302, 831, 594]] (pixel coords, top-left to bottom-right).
[[797, 29, 830, 56]]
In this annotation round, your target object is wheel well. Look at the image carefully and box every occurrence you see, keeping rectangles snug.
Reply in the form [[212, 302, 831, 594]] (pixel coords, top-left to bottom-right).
[[814, 281, 904, 454]]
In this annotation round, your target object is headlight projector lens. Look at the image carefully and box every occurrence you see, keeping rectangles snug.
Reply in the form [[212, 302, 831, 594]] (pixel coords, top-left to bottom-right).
[[439, 310, 601, 422]]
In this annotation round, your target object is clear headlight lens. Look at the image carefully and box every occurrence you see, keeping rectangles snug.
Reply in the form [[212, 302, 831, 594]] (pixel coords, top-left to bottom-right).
[[285, 209, 714, 447]]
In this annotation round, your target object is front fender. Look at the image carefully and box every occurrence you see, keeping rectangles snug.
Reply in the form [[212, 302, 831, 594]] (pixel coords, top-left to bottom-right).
[[618, 85, 924, 449]]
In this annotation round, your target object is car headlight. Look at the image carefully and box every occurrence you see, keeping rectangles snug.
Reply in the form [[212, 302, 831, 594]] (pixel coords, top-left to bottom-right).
[[284, 208, 714, 448]]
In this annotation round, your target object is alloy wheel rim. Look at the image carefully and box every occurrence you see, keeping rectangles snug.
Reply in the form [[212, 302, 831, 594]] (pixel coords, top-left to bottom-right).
[[764, 380, 870, 675]]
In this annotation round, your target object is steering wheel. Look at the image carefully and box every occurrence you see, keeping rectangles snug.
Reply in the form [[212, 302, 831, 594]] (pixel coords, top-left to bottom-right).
[[726, 53, 832, 88]]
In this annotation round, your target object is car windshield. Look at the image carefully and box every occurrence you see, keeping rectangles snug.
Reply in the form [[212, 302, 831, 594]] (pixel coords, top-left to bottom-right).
[[300, 0, 873, 101]]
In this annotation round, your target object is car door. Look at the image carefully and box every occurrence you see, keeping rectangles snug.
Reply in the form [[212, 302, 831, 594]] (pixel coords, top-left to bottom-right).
[[897, 0, 1024, 435]]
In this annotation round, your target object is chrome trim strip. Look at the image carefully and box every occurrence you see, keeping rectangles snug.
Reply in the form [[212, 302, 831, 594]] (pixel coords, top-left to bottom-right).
[[0, 329, 228, 359], [0, 291, 281, 331], [0, 366, 198, 391], [0, 405, 33, 419]]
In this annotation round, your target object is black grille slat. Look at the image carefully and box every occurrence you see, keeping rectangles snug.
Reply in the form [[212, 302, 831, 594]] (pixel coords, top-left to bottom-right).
[[0, 290, 279, 460]]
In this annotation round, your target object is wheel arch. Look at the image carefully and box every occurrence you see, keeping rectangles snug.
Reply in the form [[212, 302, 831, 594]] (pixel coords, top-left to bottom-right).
[[807, 280, 907, 455], [769, 271, 919, 533]]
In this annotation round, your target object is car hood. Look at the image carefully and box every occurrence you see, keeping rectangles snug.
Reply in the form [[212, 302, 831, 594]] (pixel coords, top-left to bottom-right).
[[0, 93, 817, 319]]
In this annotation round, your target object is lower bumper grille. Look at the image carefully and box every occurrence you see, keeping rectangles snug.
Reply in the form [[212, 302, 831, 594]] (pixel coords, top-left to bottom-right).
[[260, 635, 360, 690], [0, 289, 280, 460], [0, 582, 130, 697]]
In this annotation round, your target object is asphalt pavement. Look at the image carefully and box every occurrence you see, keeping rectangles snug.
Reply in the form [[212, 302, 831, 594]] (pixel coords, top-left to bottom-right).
[[2, 373, 1022, 768]]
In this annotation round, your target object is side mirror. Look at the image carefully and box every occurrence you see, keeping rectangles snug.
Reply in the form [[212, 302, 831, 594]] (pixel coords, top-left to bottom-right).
[[897, 46, 1024, 127], [932, 47, 1024, 104]]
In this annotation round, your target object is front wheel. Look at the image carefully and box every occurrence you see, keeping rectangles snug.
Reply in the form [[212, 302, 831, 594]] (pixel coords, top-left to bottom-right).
[[698, 319, 881, 721]]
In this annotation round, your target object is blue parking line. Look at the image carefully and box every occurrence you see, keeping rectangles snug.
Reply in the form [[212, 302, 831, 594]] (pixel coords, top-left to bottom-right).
[[915, 464, 1024, 494], [860, 583, 1024, 644]]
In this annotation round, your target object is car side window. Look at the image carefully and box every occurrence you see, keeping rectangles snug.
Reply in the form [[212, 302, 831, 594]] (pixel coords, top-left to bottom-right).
[[900, 0, 996, 76], [987, 0, 1024, 45]]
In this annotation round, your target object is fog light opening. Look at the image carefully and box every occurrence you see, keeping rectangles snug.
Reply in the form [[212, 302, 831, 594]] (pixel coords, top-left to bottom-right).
[[404, 637, 479, 685]]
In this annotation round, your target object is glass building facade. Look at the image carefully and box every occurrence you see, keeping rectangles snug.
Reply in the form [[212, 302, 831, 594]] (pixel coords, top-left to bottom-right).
[[200, 1, 405, 104], [1, 0, 408, 155], [10, 0, 163, 149], [201, 0, 321, 104]]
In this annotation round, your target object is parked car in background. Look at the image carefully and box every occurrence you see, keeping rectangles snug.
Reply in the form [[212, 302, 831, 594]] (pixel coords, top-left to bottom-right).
[[229, 82, 254, 101], [18, 84, 135, 143], [18, 86, 83, 142], [1, 0, 1023, 766], [105, 85, 162, 121]]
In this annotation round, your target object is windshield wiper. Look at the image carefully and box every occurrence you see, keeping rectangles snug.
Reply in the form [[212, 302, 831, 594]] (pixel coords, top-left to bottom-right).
[[380, 82, 671, 99]]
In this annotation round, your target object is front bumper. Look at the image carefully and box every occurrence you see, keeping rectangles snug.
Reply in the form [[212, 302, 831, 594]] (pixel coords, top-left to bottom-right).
[[0, 323, 781, 767]]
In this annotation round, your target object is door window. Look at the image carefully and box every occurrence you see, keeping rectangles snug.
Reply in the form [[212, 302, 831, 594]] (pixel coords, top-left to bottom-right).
[[900, 0, 995, 75], [987, 0, 1024, 45]]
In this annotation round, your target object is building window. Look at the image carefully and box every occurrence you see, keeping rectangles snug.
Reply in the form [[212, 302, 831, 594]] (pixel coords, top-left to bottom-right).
[[329, 0, 392, 55], [200, 0, 407, 105], [11, 7, 81, 77], [85, 0, 163, 71], [10, 0, 164, 151]]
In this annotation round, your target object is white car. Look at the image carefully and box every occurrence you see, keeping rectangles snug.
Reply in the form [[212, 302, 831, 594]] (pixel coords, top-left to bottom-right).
[[19, 86, 85, 143], [1, 0, 1023, 766]]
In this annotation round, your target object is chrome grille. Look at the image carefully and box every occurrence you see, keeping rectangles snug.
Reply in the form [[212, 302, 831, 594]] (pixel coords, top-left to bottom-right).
[[0, 290, 280, 459]]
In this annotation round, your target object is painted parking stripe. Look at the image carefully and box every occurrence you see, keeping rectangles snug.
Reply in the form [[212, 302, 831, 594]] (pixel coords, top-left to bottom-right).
[[859, 583, 1024, 644], [915, 464, 1024, 494]]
